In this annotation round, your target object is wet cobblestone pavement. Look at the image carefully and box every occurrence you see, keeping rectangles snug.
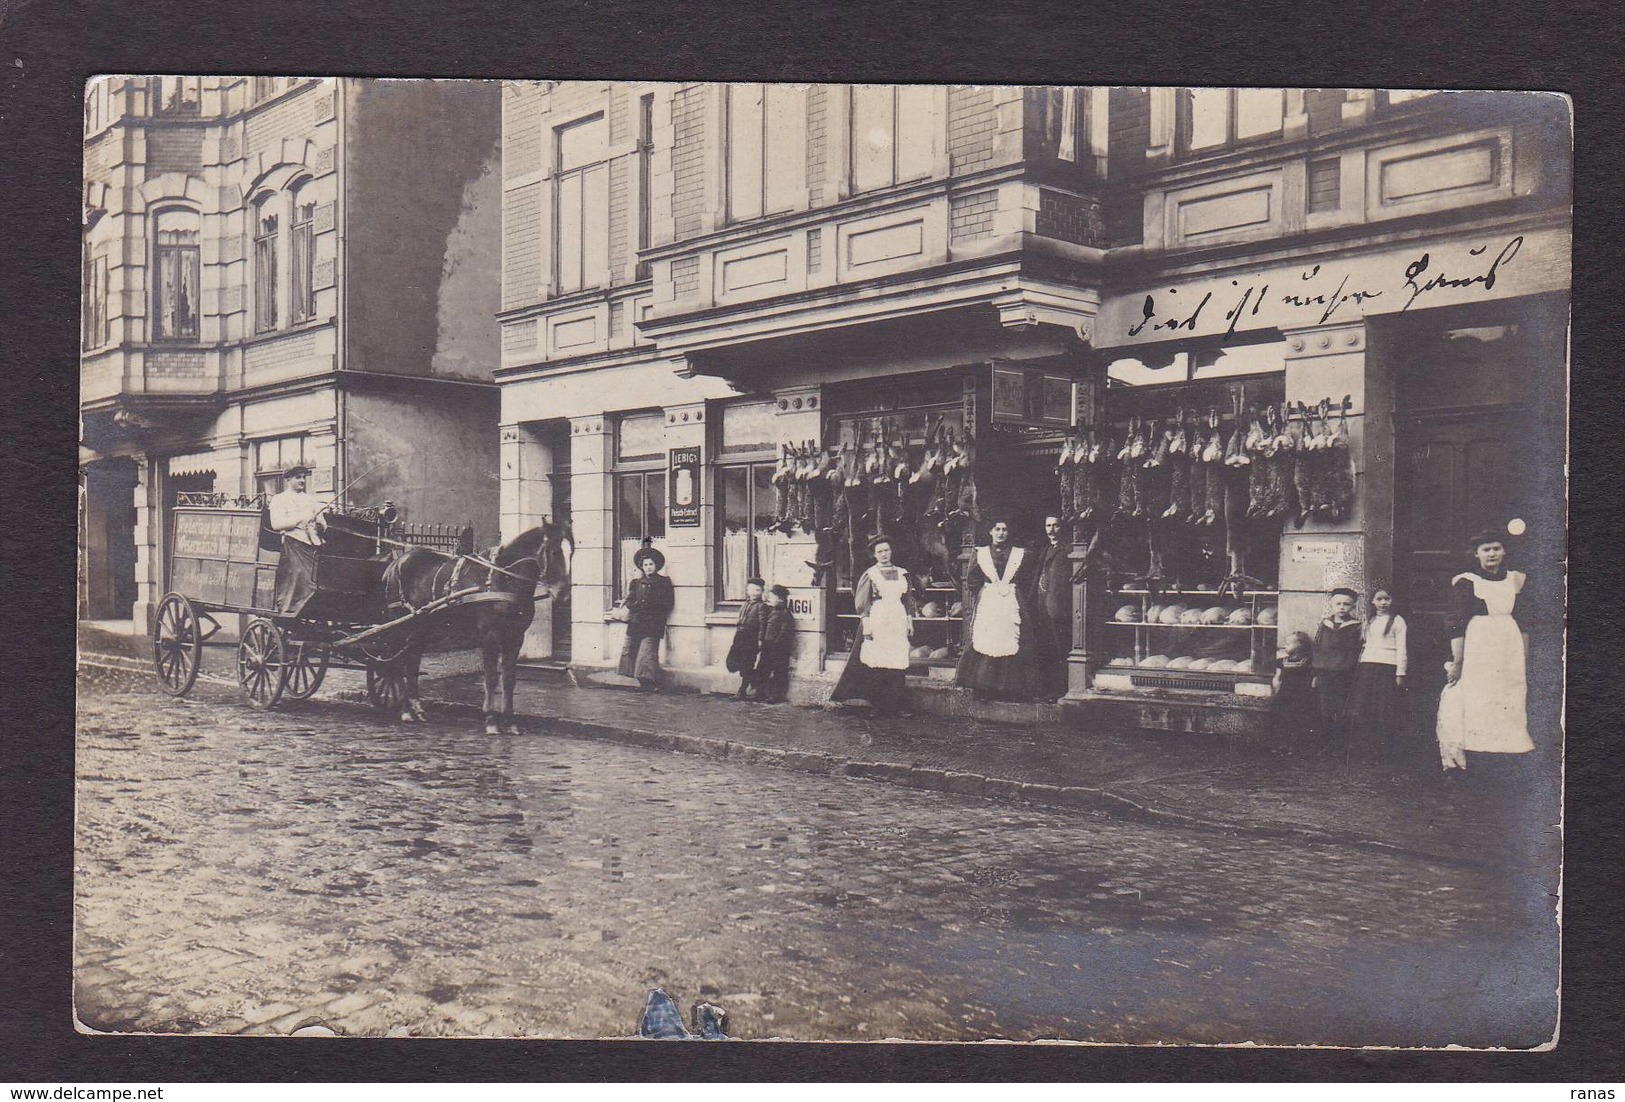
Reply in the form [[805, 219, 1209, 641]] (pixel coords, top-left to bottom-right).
[[75, 666, 1558, 1046]]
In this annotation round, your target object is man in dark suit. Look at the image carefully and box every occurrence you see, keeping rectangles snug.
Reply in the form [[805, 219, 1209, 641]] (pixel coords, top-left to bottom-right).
[[1032, 514, 1073, 700]]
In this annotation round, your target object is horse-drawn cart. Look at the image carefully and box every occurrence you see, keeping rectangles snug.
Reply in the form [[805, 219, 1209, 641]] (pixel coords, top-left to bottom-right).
[[151, 501, 515, 711]]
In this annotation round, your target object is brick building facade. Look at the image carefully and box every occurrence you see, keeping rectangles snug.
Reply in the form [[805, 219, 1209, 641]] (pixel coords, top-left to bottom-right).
[[493, 84, 1569, 728], [79, 77, 504, 631]]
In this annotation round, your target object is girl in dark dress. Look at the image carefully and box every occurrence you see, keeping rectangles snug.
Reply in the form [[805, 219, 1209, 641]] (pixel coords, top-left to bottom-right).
[[724, 577, 768, 700], [831, 535, 922, 717], [955, 518, 1042, 702], [1272, 631, 1319, 746], [617, 545, 675, 690], [1349, 586, 1409, 762]]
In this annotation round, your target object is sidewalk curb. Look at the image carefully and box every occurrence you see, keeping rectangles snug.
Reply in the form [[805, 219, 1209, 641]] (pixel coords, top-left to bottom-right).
[[82, 652, 1488, 870], [403, 689, 1491, 870]]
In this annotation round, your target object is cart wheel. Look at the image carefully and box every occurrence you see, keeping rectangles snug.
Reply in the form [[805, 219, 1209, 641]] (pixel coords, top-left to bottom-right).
[[238, 618, 289, 709], [366, 663, 407, 714], [152, 592, 202, 697], [284, 642, 329, 701]]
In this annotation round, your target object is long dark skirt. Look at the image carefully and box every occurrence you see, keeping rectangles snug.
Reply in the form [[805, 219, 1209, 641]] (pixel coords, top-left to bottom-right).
[[1315, 667, 1356, 749], [1349, 661, 1403, 761], [954, 595, 1041, 702], [618, 633, 662, 683], [830, 634, 909, 714]]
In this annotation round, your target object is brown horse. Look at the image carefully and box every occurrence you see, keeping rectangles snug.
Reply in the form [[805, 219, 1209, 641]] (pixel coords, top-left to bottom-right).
[[377, 523, 573, 734]]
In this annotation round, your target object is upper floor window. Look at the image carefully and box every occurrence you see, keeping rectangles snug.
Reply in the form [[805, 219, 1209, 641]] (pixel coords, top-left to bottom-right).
[[725, 84, 802, 222], [82, 245, 110, 351], [1181, 87, 1285, 153], [290, 184, 316, 324], [636, 93, 654, 279], [850, 84, 938, 194], [152, 208, 200, 341], [150, 76, 201, 117], [1035, 87, 1081, 162], [554, 114, 608, 296], [252, 76, 298, 103], [1382, 89, 1439, 107], [253, 199, 279, 333]]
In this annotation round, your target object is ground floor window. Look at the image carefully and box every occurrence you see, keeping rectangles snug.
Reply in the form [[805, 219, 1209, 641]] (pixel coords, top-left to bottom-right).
[[253, 435, 309, 497], [717, 460, 795, 600], [614, 469, 666, 597]]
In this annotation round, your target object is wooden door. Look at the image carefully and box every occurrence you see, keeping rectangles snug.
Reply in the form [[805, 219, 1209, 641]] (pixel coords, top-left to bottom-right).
[[1393, 408, 1541, 692]]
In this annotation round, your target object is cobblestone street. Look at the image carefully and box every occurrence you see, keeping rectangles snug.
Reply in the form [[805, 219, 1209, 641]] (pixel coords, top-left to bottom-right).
[[74, 667, 1558, 1046]]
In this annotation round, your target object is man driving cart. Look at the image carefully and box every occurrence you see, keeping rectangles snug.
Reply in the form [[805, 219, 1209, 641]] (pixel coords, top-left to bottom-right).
[[267, 463, 332, 613]]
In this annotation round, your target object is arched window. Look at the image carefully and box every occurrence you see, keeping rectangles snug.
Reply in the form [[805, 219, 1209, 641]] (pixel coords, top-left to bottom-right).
[[252, 195, 279, 332], [152, 207, 200, 340], [289, 180, 316, 324]]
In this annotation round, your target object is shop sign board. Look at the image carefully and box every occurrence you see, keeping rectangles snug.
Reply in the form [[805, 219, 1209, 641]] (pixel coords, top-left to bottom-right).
[[668, 446, 701, 527], [1095, 225, 1570, 347], [785, 588, 822, 626], [990, 363, 1075, 428]]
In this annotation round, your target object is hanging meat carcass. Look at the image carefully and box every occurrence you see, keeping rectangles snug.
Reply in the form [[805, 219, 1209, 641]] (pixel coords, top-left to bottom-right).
[[1116, 418, 1146, 519], [772, 443, 796, 532], [1290, 407, 1314, 528], [1162, 419, 1189, 519], [1323, 404, 1356, 521]]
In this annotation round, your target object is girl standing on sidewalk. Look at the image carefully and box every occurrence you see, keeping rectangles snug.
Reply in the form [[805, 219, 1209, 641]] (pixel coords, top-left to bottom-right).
[[617, 543, 675, 692], [1349, 586, 1408, 763]]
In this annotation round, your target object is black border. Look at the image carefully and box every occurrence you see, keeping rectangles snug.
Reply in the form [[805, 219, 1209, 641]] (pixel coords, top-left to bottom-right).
[[5, 0, 1622, 1083]]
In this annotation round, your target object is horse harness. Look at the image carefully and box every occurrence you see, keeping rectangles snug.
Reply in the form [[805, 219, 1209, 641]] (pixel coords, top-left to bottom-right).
[[384, 546, 545, 618]]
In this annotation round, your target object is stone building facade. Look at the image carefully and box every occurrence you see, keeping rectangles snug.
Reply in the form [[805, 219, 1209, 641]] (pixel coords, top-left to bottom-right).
[[79, 77, 504, 631]]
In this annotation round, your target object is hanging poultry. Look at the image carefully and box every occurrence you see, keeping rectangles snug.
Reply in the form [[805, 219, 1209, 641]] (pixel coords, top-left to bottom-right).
[[1323, 401, 1356, 520]]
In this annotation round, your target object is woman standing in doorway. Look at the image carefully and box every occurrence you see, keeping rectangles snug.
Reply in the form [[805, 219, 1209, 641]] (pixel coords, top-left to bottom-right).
[[955, 517, 1041, 702], [831, 535, 921, 717], [1437, 531, 1533, 771], [618, 542, 675, 691]]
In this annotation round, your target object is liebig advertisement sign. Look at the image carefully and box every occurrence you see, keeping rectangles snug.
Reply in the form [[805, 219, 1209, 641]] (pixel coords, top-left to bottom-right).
[[1095, 226, 1570, 347]]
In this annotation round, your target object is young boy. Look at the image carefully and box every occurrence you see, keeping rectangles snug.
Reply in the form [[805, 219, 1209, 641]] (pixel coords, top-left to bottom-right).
[[724, 577, 768, 701], [1312, 587, 1363, 753], [755, 584, 796, 704]]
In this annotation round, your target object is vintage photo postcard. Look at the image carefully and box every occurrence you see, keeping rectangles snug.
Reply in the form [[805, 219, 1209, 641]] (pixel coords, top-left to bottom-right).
[[76, 79, 1568, 1046]]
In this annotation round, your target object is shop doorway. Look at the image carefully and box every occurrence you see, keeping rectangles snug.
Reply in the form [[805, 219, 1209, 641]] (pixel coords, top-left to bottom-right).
[[542, 423, 572, 662], [82, 459, 139, 622], [1389, 303, 1567, 701]]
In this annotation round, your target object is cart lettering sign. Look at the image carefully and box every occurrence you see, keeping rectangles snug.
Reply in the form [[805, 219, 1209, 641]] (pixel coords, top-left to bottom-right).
[[173, 510, 260, 562], [668, 446, 701, 527]]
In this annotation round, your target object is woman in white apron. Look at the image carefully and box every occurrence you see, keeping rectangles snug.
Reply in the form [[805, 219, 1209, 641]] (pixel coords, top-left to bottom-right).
[[955, 519, 1041, 702], [1437, 531, 1533, 771], [831, 535, 922, 716]]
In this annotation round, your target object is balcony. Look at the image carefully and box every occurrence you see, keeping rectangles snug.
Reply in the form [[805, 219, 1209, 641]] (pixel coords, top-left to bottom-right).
[[636, 173, 1105, 368], [80, 347, 227, 451]]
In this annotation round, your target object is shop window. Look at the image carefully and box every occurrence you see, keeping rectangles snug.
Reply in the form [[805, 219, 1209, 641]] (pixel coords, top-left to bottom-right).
[[253, 435, 309, 497], [614, 411, 667, 596], [554, 114, 608, 296], [849, 84, 938, 194], [1181, 88, 1285, 153], [715, 400, 789, 601], [82, 247, 109, 351], [726, 84, 802, 222], [252, 199, 279, 332], [290, 184, 316, 324], [614, 470, 667, 598], [152, 208, 200, 341]]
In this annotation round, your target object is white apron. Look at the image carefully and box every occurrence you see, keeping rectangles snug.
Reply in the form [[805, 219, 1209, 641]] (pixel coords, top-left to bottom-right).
[[860, 566, 914, 671], [970, 545, 1024, 658], [1437, 570, 1532, 768]]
